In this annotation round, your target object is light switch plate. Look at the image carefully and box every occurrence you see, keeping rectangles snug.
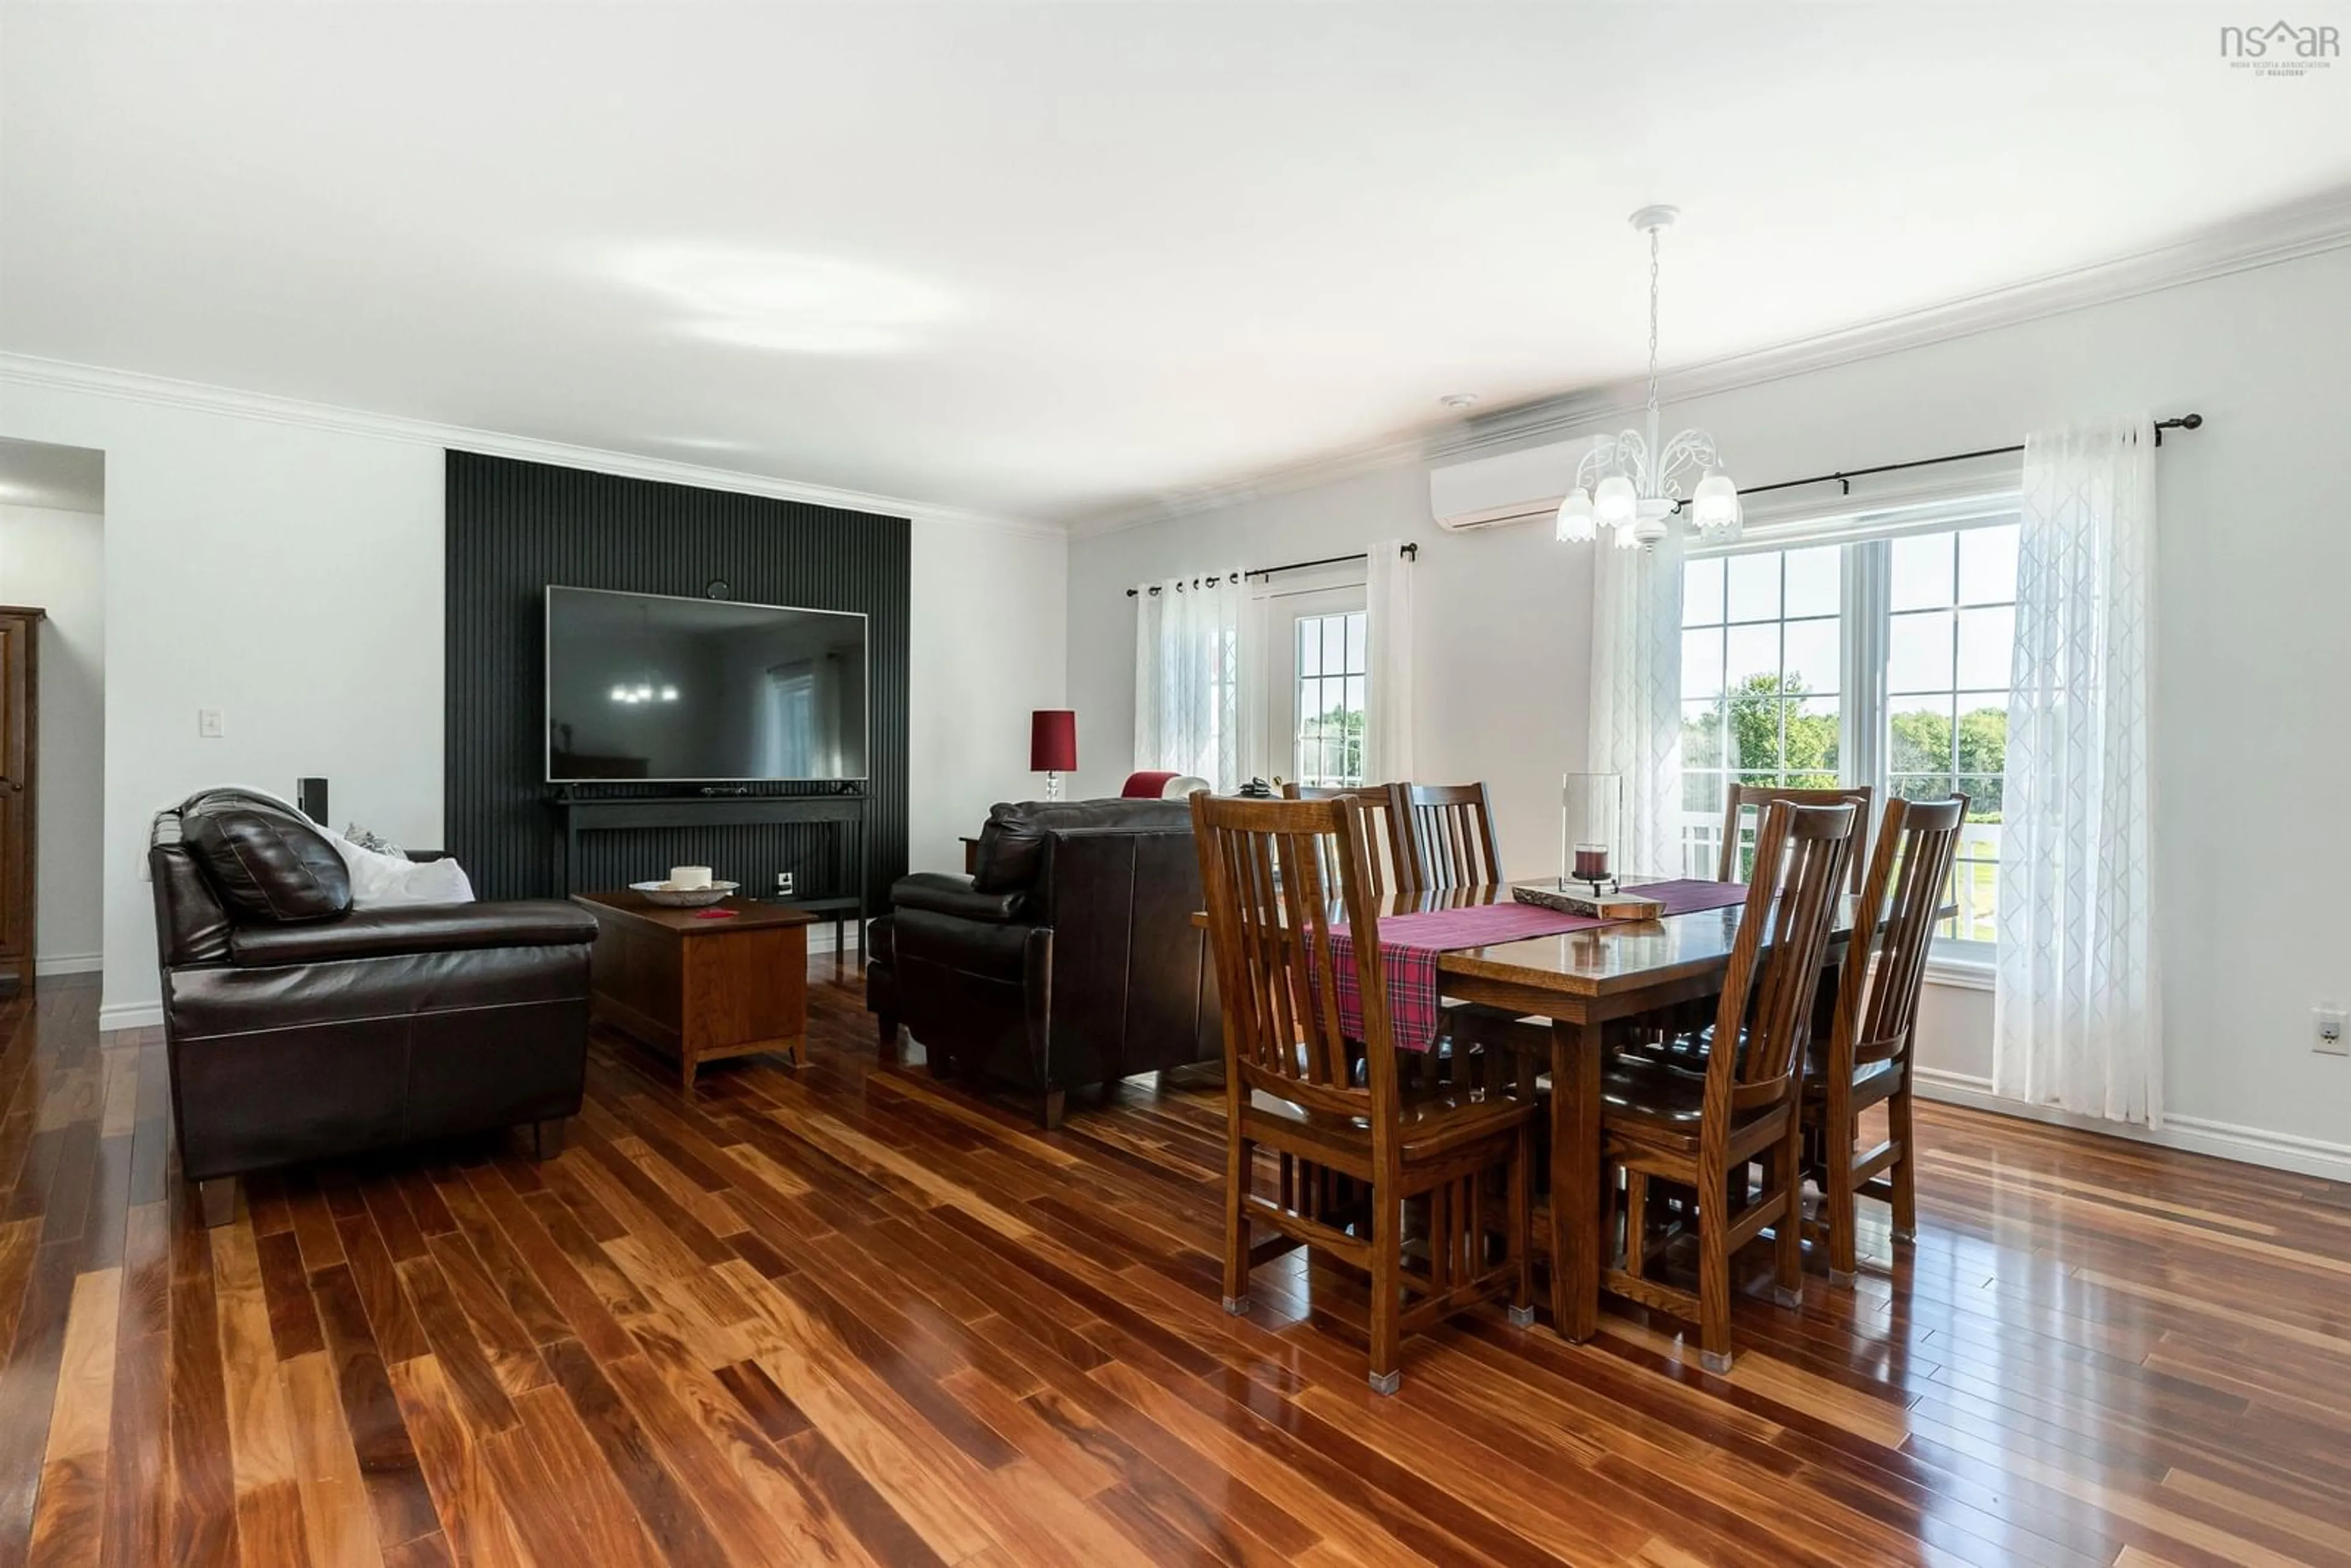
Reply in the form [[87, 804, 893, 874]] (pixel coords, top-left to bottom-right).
[[197, 708, 225, 738]]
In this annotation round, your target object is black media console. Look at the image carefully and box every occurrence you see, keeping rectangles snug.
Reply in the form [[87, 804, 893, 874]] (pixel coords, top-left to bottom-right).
[[546, 789, 869, 959]]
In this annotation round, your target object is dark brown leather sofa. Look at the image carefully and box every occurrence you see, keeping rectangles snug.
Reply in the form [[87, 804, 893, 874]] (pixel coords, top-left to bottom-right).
[[867, 798, 1219, 1127], [149, 791, 599, 1225]]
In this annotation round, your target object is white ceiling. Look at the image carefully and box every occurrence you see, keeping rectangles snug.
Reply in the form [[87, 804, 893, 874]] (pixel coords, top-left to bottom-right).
[[0, 437, 103, 514], [4, 4, 2349, 526]]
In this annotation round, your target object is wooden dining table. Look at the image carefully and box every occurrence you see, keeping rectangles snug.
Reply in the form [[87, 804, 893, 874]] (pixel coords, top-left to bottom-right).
[[1257, 880, 1904, 1344]]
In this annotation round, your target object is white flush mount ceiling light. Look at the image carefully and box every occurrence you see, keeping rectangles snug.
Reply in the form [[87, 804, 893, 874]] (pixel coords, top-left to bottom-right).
[[614, 246, 961, 356], [1555, 206, 1739, 551]]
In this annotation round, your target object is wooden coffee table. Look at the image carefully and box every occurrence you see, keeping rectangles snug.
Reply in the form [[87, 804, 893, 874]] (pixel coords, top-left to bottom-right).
[[571, 891, 816, 1091]]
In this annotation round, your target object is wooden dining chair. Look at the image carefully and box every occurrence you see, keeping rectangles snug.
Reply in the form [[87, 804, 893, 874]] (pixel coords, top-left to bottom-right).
[[1190, 790, 1535, 1394], [1802, 793, 1968, 1284], [1389, 782, 1504, 893], [1718, 783, 1873, 893], [1599, 799, 1858, 1371], [1282, 782, 1409, 898]]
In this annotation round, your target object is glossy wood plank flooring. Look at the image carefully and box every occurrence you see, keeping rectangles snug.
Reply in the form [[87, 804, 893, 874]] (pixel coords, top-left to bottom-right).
[[6, 969, 2351, 1566]]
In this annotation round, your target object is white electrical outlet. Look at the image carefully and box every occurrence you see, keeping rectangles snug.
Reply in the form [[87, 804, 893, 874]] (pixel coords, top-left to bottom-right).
[[2317, 1007, 2348, 1056], [197, 707, 225, 738], [776, 871, 795, 898]]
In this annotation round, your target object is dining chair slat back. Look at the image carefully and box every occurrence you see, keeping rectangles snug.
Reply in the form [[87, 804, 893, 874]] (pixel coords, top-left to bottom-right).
[[1283, 782, 1408, 900], [1191, 792, 1397, 1122], [1389, 782, 1504, 893], [1714, 800, 1863, 1117], [1835, 794, 1968, 1071], [1719, 784, 1874, 893]]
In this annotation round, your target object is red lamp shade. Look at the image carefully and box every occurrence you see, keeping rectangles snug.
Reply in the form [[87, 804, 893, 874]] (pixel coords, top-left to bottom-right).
[[1029, 709, 1077, 774]]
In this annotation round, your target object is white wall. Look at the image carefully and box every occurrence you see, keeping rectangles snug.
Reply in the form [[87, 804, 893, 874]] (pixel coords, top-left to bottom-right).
[[1068, 463, 1594, 873], [1069, 244, 2351, 1172], [0, 502, 105, 972], [0, 386, 447, 1027], [909, 516, 1068, 873], [0, 375, 1068, 1025]]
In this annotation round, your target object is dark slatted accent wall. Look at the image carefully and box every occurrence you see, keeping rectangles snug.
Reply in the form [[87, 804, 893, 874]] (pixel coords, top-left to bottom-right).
[[444, 451, 910, 909]]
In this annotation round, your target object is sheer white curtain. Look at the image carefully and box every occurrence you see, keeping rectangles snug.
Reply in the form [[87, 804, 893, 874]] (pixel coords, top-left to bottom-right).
[[1133, 574, 1243, 793], [1993, 416, 2161, 1126], [1365, 540, 1416, 784], [1588, 531, 1684, 878]]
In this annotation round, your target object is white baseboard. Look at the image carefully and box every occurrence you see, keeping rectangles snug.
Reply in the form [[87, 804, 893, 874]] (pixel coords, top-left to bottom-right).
[[1909, 1065, 2003, 1105], [2153, 1114, 2351, 1185], [1912, 1067, 2351, 1185], [97, 1002, 164, 1033], [35, 953, 102, 978], [806, 926, 863, 957]]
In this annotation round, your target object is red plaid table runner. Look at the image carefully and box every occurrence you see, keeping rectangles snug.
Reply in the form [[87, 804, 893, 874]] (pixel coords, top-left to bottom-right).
[[1320, 879, 1756, 1052]]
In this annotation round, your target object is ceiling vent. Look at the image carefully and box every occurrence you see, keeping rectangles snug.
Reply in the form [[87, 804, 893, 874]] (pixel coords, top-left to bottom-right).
[[1428, 440, 1575, 533]]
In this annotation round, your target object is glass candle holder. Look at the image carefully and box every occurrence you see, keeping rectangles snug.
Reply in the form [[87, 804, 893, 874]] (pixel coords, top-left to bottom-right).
[[1561, 773, 1624, 895]]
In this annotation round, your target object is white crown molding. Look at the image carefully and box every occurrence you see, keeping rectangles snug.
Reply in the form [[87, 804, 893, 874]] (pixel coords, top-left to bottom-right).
[[1445, 187, 2351, 462], [0, 354, 1066, 541], [1070, 190, 2351, 537], [1062, 426, 1443, 541]]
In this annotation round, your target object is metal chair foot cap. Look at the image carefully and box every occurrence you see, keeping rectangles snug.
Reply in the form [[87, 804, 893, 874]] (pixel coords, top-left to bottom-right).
[[1221, 1296, 1251, 1316], [1368, 1369, 1401, 1395], [1700, 1349, 1734, 1374], [1508, 1305, 1535, 1327], [1771, 1286, 1802, 1309], [1828, 1268, 1857, 1287]]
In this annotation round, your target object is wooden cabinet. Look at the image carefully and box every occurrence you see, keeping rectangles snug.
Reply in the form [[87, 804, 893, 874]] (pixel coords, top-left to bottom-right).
[[570, 890, 814, 1091], [0, 608, 40, 997]]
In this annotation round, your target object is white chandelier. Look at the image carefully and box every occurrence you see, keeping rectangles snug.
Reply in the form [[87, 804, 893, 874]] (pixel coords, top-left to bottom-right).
[[1556, 206, 1741, 551]]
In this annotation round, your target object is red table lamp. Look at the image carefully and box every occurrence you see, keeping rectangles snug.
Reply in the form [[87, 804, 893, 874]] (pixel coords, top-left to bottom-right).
[[1030, 710, 1077, 801]]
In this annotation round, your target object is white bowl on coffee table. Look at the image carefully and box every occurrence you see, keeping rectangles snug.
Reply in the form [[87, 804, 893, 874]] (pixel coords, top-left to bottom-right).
[[631, 879, 739, 908]]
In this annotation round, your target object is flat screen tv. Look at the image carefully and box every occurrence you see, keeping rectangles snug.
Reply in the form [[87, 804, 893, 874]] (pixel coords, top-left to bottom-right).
[[545, 586, 869, 784]]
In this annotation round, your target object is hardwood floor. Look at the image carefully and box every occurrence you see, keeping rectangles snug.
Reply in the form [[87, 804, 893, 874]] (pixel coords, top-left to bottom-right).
[[5, 968, 2351, 1566]]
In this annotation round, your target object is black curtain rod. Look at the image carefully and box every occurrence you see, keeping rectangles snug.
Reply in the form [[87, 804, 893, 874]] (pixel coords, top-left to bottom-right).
[[1125, 541, 1418, 598], [1730, 413, 2203, 504], [1122, 415, 2206, 595]]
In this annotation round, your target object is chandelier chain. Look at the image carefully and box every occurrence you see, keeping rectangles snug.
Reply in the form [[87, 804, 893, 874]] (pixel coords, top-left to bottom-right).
[[1646, 224, 1661, 421]]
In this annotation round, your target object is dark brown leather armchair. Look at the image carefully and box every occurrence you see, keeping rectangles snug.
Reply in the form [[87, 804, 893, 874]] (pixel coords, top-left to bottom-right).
[[867, 798, 1219, 1127], [149, 791, 599, 1224]]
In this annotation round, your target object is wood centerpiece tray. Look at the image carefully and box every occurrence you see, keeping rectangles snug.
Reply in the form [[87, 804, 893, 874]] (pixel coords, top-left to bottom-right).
[[1513, 881, 1667, 921]]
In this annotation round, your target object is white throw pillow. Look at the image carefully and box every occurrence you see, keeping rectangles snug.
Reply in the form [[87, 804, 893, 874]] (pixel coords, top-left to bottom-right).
[[324, 831, 477, 908]]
